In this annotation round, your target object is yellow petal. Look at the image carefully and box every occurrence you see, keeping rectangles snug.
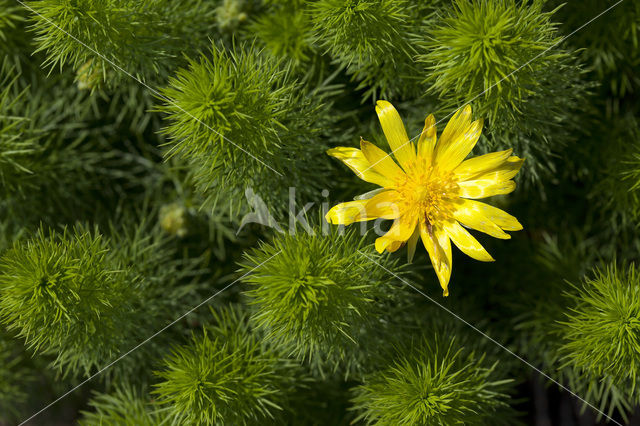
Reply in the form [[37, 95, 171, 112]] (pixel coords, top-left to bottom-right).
[[453, 202, 510, 239], [439, 106, 472, 146], [454, 149, 513, 181], [417, 114, 437, 164], [375, 236, 404, 253], [325, 200, 370, 225], [445, 221, 494, 262], [420, 221, 452, 296], [436, 118, 483, 171], [434, 105, 480, 169], [458, 199, 522, 231], [375, 100, 416, 169], [360, 139, 406, 182], [363, 190, 403, 220], [458, 179, 516, 199], [407, 226, 420, 263], [381, 213, 418, 243], [354, 188, 387, 200], [327, 147, 393, 187], [473, 156, 524, 182]]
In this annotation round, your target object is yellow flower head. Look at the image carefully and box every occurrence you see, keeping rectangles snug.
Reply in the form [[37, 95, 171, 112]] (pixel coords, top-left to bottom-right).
[[326, 101, 524, 296]]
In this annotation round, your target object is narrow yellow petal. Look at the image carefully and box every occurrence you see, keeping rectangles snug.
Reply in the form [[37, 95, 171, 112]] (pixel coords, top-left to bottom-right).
[[445, 221, 494, 262], [360, 139, 405, 182], [439, 106, 472, 145], [434, 105, 482, 170], [381, 213, 418, 243], [453, 203, 511, 239], [375, 100, 416, 169], [458, 199, 522, 231], [436, 117, 483, 171], [375, 236, 404, 253], [327, 147, 393, 187], [458, 179, 516, 199], [407, 226, 420, 263], [420, 221, 452, 296], [454, 149, 513, 181], [354, 188, 387, 200], [325, 200, 369, 225], [417, 114, 437, 164], [363, 190, 403, 220], [473, 156, 524, 182]]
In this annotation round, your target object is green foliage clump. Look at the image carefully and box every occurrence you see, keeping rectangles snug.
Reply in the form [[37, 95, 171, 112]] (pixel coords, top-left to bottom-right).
[[559, 264, 640, 394], [158, 43, 334, 210], [418, 0, 590, 182], [26, 0, 215, 85], [249, 3, 314, 67], [0, 219, 206, 381], [351, 336, 515, 425], [242, 226, 398, 375], [419, 0, 561, 123], [80, 386, 161, 426], [154, 306, 302, 425], [513, 245, 640, 422], [0, 226, 138, 375], [310, 0, 418, 99]]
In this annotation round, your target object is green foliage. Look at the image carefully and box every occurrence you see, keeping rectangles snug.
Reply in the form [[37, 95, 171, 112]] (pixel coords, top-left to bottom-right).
[[26, 0, 215, 86], [0, 220, 22, 255], [0, 74, 38, 196], [241, 225, 399, 375], [549, 0, 640, 98], [418, 0, 591, 182], [79, 385, 161, 426], [0, 74, 87, 201], [153, 306, 302, 425], [351, 335, 516, 425], [153, 160, 244, 261], [558, 264, 640, 396], [0, 0, 30, 69], [0, 217, 208, 381], [158, 43, 334, 210], [4, 0, 640, 422], [580, 112, 640, 231], [0, 226, 139, 376], [0, 333, 33, 420], [249, 3, 315, 66], [515, 258, 640, 422], [310, 0, 419, 99], [0, 64, 157, 227], [624, 143, 640, 198], [420, 0, 561, 122], [606, 115, 640, 220], [0, 0, 23, 42]]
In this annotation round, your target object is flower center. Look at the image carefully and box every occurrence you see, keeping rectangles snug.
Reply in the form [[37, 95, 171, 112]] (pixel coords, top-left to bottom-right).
[[397, 167, 459, 223]]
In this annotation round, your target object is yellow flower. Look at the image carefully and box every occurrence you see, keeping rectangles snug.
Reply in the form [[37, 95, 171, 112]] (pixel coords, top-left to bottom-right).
[[325, 101, 524, 296]]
